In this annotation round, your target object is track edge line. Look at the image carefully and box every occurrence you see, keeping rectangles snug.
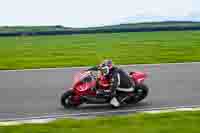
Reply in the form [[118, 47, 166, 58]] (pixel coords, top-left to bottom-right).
[[1, 105, 200, 126]]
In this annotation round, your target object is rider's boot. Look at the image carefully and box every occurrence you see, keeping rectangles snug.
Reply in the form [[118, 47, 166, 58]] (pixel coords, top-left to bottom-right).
[[110, 97, 120, 107]]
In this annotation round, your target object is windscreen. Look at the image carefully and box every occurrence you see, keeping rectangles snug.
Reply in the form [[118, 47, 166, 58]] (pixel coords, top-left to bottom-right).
[[73, 71, 94, 85]]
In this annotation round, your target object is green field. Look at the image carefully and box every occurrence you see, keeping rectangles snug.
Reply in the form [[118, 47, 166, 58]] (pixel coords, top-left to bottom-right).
[[1, 111, 200, 133], [0, 31, 200, 70]]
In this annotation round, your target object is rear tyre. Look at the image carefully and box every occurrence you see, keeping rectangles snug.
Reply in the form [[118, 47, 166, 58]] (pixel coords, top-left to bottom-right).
[[61, 90, 79, 108]]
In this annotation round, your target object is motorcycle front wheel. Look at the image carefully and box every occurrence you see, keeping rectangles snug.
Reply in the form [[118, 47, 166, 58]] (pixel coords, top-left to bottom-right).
[[127, 84, 149, 104], [60, 90, 80, 108]]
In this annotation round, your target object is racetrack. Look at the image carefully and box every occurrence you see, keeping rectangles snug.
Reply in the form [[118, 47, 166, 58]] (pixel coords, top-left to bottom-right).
[[0, 63, 200, 121]]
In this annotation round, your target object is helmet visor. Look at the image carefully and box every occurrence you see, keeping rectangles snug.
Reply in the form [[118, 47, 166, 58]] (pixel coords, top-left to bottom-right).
[[101, 66, 109, 75]]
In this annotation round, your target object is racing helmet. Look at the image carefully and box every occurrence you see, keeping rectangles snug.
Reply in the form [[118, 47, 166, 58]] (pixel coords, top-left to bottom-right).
[[99, 59, 113, 76]]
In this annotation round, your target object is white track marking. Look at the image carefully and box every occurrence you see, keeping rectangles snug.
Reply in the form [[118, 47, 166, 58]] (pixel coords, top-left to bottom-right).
[[1, 105, 200, 126], [0, 118, 55, 126]]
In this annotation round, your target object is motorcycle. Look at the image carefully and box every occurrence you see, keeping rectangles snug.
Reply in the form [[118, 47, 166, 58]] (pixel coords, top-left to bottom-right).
[[61, 69, 149, 108]]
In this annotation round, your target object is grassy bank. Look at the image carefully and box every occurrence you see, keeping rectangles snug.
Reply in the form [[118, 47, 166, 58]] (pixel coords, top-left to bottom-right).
[[0, 31, 200, 70], [0, 111, 200, 133]]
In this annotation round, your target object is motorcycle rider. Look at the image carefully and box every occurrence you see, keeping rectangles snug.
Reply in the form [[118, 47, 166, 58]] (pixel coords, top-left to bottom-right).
[[87, 59, 135, 107]]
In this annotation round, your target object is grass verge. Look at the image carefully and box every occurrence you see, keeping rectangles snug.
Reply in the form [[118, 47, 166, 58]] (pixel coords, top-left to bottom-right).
[[0, 31, 200, 70], [0, 111, 200, 133]]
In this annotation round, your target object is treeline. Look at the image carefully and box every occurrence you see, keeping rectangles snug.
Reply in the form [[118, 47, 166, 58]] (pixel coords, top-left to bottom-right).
[[1, 21, 200, 36]]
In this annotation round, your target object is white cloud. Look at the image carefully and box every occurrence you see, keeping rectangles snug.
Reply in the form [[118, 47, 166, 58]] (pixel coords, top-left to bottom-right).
[[0, 0, 199, 27]]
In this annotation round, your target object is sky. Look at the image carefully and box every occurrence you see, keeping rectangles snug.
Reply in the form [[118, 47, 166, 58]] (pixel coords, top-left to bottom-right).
[[0, 0, 199, 27]]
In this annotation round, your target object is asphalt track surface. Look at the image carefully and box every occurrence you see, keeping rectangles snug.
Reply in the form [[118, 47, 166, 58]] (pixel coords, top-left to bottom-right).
[[0, 63, 200, 121]]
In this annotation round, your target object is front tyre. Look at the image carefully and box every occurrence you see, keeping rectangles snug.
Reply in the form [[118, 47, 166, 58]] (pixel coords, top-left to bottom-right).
[[126, 84, 149, 104], [134, 83, 149, 102], [61, 90, 79, 108]]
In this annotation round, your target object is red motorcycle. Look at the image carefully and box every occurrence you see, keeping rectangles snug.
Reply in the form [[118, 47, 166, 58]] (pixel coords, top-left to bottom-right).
[[61, 69, 149, 108]]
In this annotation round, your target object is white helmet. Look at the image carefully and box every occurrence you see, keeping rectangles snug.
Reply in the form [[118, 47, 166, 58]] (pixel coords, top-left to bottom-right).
[[100, 59, 113, 76]]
